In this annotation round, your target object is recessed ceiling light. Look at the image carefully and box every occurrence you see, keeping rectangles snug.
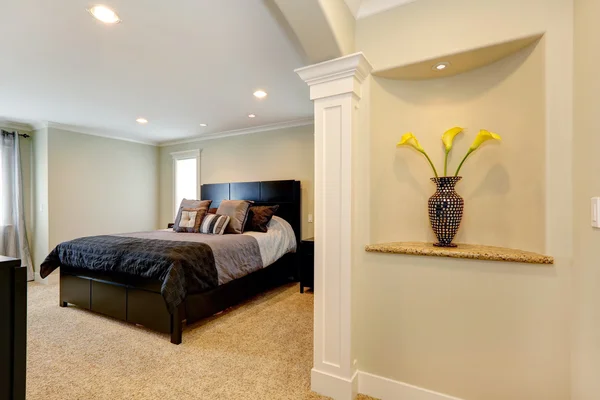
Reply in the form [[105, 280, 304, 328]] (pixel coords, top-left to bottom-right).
[[88, 5, 121, 24], [253, 90, 267, 99], [200, 123, 208, 127], [433, 62, 450, 71], [136, 118, 148, 124], [248, 114, 256, 118]]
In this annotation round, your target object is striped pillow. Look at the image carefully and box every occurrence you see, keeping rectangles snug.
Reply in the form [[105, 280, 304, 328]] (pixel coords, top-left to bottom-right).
[[199, 214, 230, 235]]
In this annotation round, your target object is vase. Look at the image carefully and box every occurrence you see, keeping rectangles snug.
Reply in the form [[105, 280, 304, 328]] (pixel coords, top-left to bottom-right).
[[428, 176, 464, 247]]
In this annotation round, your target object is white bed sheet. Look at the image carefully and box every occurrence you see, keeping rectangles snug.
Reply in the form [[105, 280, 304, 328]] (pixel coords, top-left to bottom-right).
[[243, 215, 297, 267]]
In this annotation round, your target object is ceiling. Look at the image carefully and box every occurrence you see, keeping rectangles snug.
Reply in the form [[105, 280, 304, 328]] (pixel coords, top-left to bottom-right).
[[0, 0, 313, 144]]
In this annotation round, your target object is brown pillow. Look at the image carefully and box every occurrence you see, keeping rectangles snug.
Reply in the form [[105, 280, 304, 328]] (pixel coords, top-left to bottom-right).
[[244, 205, 279, 233], [208, 208, 218, 214], [216, 200, 252, 234], [174, 208, 206, 233], [173, 199, 211, 232]]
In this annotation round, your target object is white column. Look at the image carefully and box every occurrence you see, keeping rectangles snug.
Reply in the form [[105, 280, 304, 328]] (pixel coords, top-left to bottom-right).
[[296, 52, 372, 400]]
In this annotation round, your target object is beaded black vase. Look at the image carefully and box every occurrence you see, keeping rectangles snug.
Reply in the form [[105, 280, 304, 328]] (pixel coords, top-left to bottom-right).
[[428, 176, 464, 247]]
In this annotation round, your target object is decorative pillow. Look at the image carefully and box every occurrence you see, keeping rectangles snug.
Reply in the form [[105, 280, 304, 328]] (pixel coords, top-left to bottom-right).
[[244, 205, 279, 233], [199, 214, 230, 235], [174, 208, 206, 233], [208, 208, 218, 214], [173, 199, 211, 232], [216, 200, 252, 234]]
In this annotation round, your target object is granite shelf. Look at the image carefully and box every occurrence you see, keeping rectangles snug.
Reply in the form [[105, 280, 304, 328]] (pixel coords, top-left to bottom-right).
[[365, 242, 554, 265]]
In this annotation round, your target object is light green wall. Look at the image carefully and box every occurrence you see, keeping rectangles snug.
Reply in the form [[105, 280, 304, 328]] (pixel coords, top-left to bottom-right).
[[30, 127, 159, 270], [46, 128, 160, 249], [159, 125, 315, 239], [32, 127, 49, 274], [29, 124, 313, 270]]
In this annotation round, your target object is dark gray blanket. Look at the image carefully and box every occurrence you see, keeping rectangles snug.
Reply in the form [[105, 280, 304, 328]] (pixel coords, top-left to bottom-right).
[[40, 235, 218, 313]]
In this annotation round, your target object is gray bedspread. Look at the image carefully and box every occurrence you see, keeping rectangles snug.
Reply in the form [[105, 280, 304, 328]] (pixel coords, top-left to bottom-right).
[[40, 231, 264, 313]]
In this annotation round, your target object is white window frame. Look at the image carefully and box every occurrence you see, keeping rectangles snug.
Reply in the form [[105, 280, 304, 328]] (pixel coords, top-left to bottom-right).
[[171, 149, 201, 218]]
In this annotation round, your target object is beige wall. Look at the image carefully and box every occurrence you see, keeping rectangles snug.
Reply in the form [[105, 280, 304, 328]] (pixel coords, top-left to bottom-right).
[[353, 0, 572, 399], [159, 125, 314, 239], [318, 0, 355, 55], [572, 0, 600, 398], [357, 0, 574, 257], [371, 43, 545, 251], [46, 128, 159, 249]]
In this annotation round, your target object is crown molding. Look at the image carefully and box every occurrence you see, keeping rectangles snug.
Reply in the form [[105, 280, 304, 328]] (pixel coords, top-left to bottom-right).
[[46, 122, 158, 146], [0, 121, 36, 132], [1, 118, 315, 147], [295, 52, 373, 87], [295, 52, 373, 100], [158, 118, 314, 147], [32, 121, 49, 131]]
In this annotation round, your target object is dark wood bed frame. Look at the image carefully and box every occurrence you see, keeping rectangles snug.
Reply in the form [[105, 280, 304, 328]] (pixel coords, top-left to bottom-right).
[[59, 180, 301, 344]]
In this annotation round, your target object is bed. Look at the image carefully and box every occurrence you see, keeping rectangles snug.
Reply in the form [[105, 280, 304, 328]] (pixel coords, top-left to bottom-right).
[[39, 180, 301, 344]]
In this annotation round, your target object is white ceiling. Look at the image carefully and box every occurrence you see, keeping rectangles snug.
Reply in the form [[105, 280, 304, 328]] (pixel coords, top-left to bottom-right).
[[0, 0, 313, 145], [344, 0, 418, 19]]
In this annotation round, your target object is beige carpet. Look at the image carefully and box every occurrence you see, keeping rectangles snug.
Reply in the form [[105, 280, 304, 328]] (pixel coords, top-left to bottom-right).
[[27, 280, 376, 400]]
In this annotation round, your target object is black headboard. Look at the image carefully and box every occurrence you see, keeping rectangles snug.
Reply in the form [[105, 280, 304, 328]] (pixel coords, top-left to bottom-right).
[[201, 180, 301, 242]]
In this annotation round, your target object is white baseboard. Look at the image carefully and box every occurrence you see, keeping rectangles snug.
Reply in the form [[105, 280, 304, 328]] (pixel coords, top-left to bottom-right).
[[312, 368, 358, 400], [358, 371, 464, 400]]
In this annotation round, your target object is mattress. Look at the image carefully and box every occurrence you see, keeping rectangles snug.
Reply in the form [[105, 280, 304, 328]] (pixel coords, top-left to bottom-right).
[[40, 216, 297, 313]]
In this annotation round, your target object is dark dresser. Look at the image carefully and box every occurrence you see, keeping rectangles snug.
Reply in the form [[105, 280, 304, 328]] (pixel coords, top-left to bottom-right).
[[299, 238, 314, 293], [0, 257, 26, 400]]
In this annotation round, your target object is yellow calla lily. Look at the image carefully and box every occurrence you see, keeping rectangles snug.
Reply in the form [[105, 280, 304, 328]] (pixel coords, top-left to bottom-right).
[[441, 126, 464, 175], [397, 132, 425, 153], [455, 129, 502, 176], [469, 129, 502, 151], [396, 132, 438, 178], [442, 127, 464, 152]]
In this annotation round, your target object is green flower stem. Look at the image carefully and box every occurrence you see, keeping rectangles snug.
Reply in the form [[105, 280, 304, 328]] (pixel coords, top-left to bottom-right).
[[454, 149, 474, 176], [444, 151, 449, 176], [422, 152, 439, 178]]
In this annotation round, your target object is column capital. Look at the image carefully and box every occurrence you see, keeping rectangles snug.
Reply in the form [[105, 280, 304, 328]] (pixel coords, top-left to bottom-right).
[[295, 52, 373, 100]]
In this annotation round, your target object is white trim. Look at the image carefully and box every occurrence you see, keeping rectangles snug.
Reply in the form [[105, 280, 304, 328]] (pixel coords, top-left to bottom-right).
[[0, 121, 35, 132], [31, 121, 48, 131], [158, 118, 314, 147], [356, 0, 418, 19], [46, 122, 158, 146], [296, 52, 373, 400], [311, 368, 358, 400], [295, 53, 371, 90], [170, 149, 200, 160], [358, 371, 464, 400], [172, 149, 201, 218], [1, 118, 315, 148]]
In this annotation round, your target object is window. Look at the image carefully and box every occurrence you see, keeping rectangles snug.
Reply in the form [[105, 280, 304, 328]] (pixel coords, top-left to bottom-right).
[[171, 150, 200, 218], [0, 134, 14, 227]]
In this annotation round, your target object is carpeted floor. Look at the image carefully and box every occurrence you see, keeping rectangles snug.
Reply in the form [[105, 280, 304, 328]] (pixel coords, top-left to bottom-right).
[[27, 279, 376, 400]]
